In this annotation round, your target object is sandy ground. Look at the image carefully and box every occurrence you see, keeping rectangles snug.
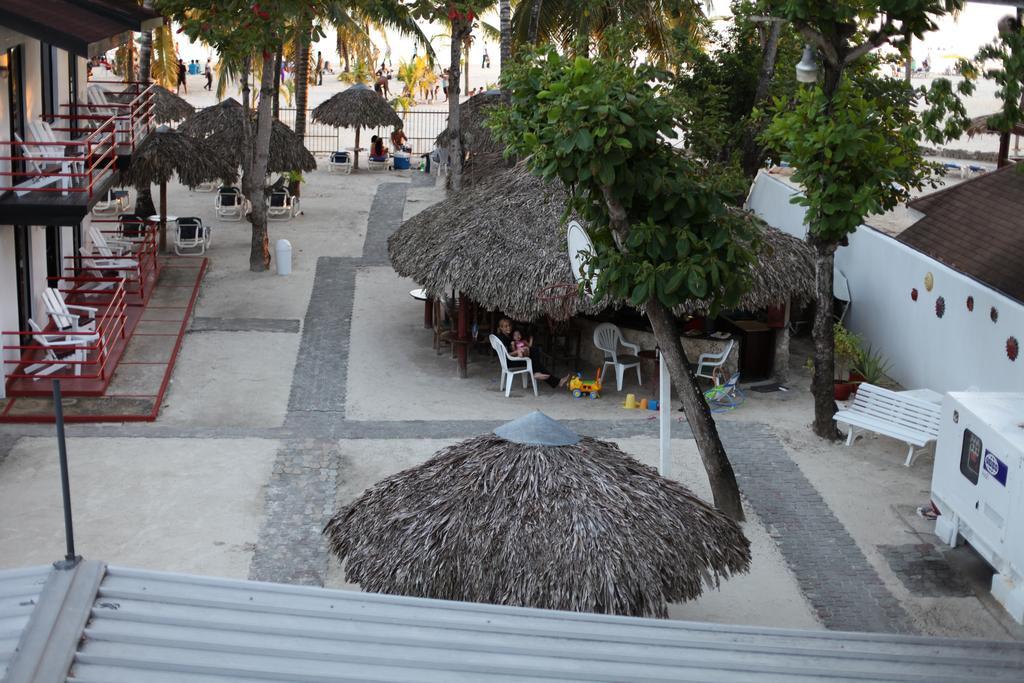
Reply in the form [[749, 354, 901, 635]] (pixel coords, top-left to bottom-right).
[[0, 437, 276, 578], [323, 437, 821, 630]]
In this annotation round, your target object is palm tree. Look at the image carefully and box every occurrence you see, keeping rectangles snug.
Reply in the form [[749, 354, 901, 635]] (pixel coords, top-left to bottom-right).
[[499, 0, 511, 73]]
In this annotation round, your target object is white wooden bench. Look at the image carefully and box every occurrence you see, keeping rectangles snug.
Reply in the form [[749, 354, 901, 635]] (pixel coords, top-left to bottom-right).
[[834, 383, 942, 467]]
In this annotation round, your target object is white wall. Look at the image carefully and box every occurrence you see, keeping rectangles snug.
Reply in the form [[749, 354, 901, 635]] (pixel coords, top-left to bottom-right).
[[746, 173, 1024, 393], [0, 229, 18, 399]]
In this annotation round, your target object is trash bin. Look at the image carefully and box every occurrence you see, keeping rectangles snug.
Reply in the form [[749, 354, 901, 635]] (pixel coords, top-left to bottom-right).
[[275, 238, 292, 276]]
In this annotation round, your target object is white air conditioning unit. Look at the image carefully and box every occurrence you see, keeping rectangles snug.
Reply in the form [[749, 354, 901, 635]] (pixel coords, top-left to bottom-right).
[[931, 392, 1024, 624]]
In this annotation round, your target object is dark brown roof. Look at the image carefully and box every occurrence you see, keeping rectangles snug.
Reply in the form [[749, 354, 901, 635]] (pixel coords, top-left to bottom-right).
[[900, 164, 1024, 303], [0, 0, 160, 58]]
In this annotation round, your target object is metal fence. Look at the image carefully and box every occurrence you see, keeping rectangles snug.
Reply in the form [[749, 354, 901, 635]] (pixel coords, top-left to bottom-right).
[[275, 107, 450, 156]]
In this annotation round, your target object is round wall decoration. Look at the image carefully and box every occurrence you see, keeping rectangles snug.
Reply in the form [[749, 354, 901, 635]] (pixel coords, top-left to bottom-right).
[[966, 296, 974, 312], [924, 272, 934, 291], [991, 307, 999, 323], [1008, 337, 1019, 362], [911, 288, 918, 301], [935, 296, 945, 318]]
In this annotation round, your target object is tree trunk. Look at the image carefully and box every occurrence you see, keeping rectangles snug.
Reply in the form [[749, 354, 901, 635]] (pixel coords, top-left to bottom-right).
[[810, 239, 840, 439], [448, 21, 466, 192], [463, 37, 471, 95], [241, 55, 252, 111], [273, 46, 282, 119], [247, 53, 276, 272], [499, 0, 511, 76], [133, 185, 156, 218], [528, 0, 543, 45], [599, 186, 744, 520], [904, 36, 913, 83], [647, 299, 745, 521], [740, 21, 782, 177], [772, 301, 791, 383], [295, 23, 311, 141]]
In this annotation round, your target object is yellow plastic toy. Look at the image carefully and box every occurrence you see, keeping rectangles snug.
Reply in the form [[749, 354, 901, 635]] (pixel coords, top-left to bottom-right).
[[568, 368, 603, 400]]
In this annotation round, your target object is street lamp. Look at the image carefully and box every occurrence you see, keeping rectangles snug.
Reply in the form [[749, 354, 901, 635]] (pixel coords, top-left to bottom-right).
[[796, 44, 818, 83]]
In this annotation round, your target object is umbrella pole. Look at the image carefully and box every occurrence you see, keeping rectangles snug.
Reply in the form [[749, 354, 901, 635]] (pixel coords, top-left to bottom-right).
[[159, 180, 168, 253], [457, 291, 468, 378], [354, 128, 361, 170]]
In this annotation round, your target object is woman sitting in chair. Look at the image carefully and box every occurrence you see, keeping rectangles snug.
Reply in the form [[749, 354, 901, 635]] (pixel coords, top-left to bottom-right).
[[494, 318, 569, 388], [369, 135, 388, 161]]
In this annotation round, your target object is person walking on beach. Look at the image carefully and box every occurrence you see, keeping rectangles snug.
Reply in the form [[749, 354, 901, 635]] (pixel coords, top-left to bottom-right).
[[482, 45, 490, 69], [316, 51, 323, 85], [176, 58, 187, 94], [204, 59, 213, 91]]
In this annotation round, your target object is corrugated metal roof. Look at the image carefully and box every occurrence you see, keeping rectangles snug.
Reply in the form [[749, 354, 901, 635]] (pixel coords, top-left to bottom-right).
[[3, 562, 1024, 682], [0, 566, 49, 680]]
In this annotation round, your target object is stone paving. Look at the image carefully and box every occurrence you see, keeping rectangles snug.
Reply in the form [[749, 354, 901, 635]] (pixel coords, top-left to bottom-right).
[[879, 543, 974, 598]]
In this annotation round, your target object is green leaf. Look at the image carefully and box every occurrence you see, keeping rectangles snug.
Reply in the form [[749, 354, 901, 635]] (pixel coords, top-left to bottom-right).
[[575, 129, 594, 151]]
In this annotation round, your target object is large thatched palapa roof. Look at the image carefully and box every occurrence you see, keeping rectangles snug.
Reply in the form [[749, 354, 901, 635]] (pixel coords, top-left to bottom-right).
[[120, 126, 234, 187], [324, 412, 751, 618], [311, 83, 402, 129], [435, 89, 505, 156], [389, 164, 816, 321], [179, 98, 316, 173], [110, 85, 194, 123]]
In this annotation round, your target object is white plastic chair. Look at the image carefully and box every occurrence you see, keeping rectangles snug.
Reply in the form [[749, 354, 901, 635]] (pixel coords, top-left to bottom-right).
[[593, 323, 641, 391], [367, 154, 393, 171], [12, 132, 71, 196], [489, 334, 538, 397], [174, 217, 210, 256], [215, 187, 248, 221], [328, 151, 352, 174], [23, 319, 97, 379], [267, 188, 299, 220], [43, 288, 96, 334], [693, 339, 735, 381]]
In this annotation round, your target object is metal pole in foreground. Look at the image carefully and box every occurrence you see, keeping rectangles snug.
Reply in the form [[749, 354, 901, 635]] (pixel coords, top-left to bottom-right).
[[658, 349, 671, 477], [52, 380, 81, 570]]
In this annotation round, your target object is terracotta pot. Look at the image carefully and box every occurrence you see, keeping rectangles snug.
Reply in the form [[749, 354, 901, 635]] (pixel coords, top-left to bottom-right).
[[834, 381, 855, 401], [848, 371, 866, 384]]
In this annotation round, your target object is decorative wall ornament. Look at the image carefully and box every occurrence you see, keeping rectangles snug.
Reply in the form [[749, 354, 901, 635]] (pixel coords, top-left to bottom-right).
[[966, 296, 974, 312], [935, 296, 945, 318], [991, 307, 999, 323], [911, 288, 918, 301], [1008, 337, 1019, 362], [924, 272, 934, 291]]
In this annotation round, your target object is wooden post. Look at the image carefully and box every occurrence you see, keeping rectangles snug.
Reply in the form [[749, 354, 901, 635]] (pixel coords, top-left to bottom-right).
[[772, 300, 791, 383], [457, 291, 468, 378], [424, 296, 434, 329], [354, 128, 361, 170]]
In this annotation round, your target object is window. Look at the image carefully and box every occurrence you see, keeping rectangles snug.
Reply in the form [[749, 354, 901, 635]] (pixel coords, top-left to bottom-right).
[[14, 226, 32, 345], [7, 46, 25, 176], [960, 429, 982, 485], [67, 52, 79, 134], [45, 226, 62, 281], [40, 43, 59, 120]]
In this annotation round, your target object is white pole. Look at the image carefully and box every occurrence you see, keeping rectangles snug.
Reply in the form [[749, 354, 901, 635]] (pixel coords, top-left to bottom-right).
[[659, 349, 671, 477]]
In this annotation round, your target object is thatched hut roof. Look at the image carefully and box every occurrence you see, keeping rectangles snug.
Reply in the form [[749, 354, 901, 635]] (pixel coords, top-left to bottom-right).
[[388, 164, 816, 321], [324, 412, 751, 618], [179, 98, 316, 173], [110, 85, 194, 123], [966, 113, 1024, 138], [120, 126, 235, 188], [311, 84, 402, 130], [435, 90, 505, 156]]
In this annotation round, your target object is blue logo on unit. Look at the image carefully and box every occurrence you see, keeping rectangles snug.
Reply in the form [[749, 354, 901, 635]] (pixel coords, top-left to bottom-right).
[[983, 450, 1008, 486]]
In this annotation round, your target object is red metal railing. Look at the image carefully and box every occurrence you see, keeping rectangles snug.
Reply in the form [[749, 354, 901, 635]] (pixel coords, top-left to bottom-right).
[[2, 279, 129, 383], [0, 81, 154, 202], [74, 219, 161, 306]]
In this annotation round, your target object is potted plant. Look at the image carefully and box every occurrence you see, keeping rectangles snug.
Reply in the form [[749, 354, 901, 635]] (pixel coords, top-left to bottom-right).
[[852, 345, 892, 386], [833, 323, 862, 400]]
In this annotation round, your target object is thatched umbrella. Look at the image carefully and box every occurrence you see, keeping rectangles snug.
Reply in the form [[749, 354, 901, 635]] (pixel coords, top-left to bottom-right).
[[179, 98, 317, 174], [389, 163, 816, 321], [324, 411, 751, 618], [435, 90, 507, 187], [966, 113, 1024, 138], [311, 83, 402, 170], [111, 85, 194, 124], [121, 126, 235, 251]]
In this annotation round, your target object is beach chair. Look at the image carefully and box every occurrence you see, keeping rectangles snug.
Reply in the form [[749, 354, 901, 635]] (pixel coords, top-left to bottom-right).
[[704, 372, 744, 412], [78, 247, 137, 277], [92, 188, 130, 215], [174, 216, 210, 256], [43, 287, 97, 334], [367, 153, 393, 171], [328, 151, 352, 174], [12, 132, 71, 196], [22, 319, 97, 379], [489, 334, 538, 397], [215, 186, 248, 221], [118, 213, 148, 242], [693, 339, 735, 381], [267, 188, 299, 220], [88, 224, 134, 257], [593, 323, 641, 391]]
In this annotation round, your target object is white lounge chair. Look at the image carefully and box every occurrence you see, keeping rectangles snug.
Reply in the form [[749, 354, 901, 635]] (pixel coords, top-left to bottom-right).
[[92, 188, 131, 215], [78, 247, 137, 276], [22, 319, 97, 379], [267, 188, 299, 220], [88, 224, 135, 257], [328, 151, 352, 174], [43, 288, 97, 334], [174, 216, 210, 256], [593, 323, 641, 391], [489, 334, 538, 397], [367, 153, 393, 171], [693, 339, 736, 382], [12, 132, 72, 196], [215, 186, 248, 221], [834, 383, 942, 467]]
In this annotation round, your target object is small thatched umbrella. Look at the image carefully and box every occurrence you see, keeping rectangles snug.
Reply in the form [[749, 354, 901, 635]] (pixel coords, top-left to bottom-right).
[[324, 412, 751, 618], [111, 85, 194, 124], [389, 163, 816, 321], [121, 126, 235, 251], [311, 84, 402, 170]]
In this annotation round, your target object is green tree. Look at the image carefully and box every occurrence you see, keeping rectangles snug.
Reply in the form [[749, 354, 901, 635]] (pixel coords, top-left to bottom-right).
[[156, 0, 327, 272], [970, 15, 1024, 167], [491, 47, 763, 521], [758, 0, 970, 439]]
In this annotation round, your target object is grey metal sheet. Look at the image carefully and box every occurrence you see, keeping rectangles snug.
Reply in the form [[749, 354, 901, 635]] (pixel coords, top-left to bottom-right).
[[0, 566, 49, 682]]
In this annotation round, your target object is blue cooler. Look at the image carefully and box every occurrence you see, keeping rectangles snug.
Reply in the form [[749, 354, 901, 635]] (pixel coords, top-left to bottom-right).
[[393, 152, 411, 170]]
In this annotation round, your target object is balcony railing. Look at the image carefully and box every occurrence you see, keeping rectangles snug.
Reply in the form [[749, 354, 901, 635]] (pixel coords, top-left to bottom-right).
[[73, 219, 161, 306], [0, 82, 155, 204]]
